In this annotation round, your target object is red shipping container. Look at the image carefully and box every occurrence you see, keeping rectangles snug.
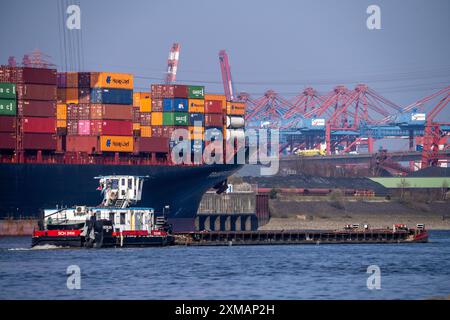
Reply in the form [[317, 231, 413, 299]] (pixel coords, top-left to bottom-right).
[[0, 116, 16, 132], [101, 120, 132, 136], [173, 85, 188, 98], [22, 117, 56, 134], [78, 88, 90, 103], [66, 136, 99, 153], [90, 104, 133, 120], [151, 98, 163, 112], [16, 84, 57, 101], [18, 100, 56, 117], [204, 114, 223, 127], [205, 100, 223, 113], [22, 133, 57, 150], [136, 137, 169, 153], [256, 194, 270, 225], [0, 132, 15, 149], [0, 67, 56, 85]]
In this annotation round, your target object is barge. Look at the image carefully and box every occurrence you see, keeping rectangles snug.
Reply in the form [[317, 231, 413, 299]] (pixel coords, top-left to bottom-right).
[[174, 224, 429, 246]]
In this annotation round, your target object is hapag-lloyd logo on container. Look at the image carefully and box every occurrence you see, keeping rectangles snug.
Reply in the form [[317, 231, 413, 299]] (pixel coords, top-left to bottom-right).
[[106, 139, 130, 148], [106, 75, 130, 86]]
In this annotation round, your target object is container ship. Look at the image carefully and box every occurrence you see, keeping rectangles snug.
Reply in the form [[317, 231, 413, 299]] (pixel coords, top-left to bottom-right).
[[0, 66, 246, 231]]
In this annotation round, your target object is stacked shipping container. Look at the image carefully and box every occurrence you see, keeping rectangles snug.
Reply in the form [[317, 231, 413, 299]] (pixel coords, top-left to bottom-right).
[[0, 82, 17, 149], [1, 66, 247, 160], [57, 72, 134, 153], [0, 66, 57, 151]]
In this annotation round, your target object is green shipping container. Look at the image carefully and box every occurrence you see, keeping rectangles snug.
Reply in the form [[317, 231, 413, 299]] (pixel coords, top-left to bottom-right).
[[163, 112, 189, 126], [188, 86, 205, 99], [0, 99, 17, 116], [0, 83, 16, 100]]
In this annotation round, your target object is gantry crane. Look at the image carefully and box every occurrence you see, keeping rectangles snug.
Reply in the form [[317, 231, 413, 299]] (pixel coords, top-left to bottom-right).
[[165, 43, 181, 84]]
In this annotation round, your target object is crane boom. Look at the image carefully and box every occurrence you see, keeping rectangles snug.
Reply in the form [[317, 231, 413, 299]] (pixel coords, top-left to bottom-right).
[[166, 43, 181, 84], [219, 50, 235, 101]]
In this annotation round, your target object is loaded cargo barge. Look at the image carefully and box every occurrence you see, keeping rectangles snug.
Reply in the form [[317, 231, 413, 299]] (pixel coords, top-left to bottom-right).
[[173, 225, 429, 246]]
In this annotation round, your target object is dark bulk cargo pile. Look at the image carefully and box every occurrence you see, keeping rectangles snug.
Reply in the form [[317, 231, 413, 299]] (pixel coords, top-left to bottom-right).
[[0, 67, 57, 153]]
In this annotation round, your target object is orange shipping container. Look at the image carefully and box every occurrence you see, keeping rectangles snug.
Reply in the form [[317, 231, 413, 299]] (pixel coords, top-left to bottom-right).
[[141, 126, 152, 137], [133, 123, 141, 131], [57, 120, 67, 128], [65, 88, 79, 104], [133, 92, 141, 106], [90, 72, 133, 90], [140, 96, 151, 113], [188, 99, 205, 113], [57, 104, 67, 120], [205, 94, 226, 104], [151, 112, 163, 126], [226, 102, 246, 115], [100, 136, 133, 152]]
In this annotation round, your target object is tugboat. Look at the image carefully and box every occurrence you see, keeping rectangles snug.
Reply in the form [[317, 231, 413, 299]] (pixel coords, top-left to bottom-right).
[[32, 175, 174, 248]]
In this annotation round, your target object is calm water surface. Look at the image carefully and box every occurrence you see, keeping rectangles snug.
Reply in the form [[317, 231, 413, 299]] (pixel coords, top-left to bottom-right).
[[0, 231, 449, 300]]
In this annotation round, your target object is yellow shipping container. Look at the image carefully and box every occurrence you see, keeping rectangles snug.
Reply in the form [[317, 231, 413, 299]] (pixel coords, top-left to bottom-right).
[[141, 126, 152, 137], [188, 126, 204, 140], [57, 120, 67, 128], [133, 92, 151, 110], [57, 104, 67, 120], [151, 112, 163, 126], [100, 136, 134, 152], [226, 102, 246, 115], [188, 99, 205, 113], [133, 92, 141, 106], [90, 72, 134, 90], [140, 97, 151, 113]]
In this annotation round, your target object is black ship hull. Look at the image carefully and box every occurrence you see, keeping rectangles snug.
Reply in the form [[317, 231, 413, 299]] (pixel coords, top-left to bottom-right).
[[0, 163, 242, 231]]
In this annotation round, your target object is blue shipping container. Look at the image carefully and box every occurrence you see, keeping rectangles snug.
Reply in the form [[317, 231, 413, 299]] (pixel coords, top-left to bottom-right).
[[163, 98, 189, 112], [163, 98, 174, 112], [90, 88, 133, 105], [174, 98, 188, 112], [189, 113, 205, 126]]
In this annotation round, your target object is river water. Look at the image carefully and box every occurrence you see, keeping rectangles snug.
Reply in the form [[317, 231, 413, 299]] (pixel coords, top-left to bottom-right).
[[0, 231, 449, 300]]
